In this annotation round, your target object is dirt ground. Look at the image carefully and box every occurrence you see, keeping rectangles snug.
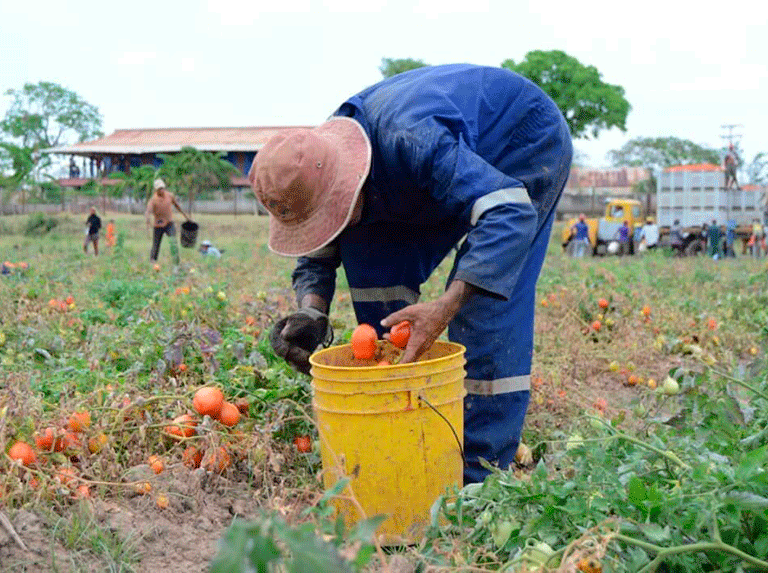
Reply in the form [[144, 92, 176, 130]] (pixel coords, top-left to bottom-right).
[[0, 377, 659, 573], [0, 465, 274, 572]]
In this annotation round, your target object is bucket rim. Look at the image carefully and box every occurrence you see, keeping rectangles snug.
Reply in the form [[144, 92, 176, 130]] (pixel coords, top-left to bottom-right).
[[309, 340, 466, 371]]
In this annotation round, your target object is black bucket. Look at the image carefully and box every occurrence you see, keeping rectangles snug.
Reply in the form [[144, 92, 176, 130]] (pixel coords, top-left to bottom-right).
[[180, 220, 199, 248]]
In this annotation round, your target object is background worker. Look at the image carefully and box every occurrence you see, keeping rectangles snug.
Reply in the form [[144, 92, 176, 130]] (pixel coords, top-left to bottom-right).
[[707, 219, 722, 259], [670, 219, 685, 257], [638, 217, 659, 251], [145, 178, 189, 266], [724, 144, 740, 190], [254, 64, 573, 484], [83, 206, 101, 256], [199, 239, 222, 258], [725, 220, 737, 258], [105, 219, 116, 248], [614, 220, 631, 256], [569, 214, 590, 257]]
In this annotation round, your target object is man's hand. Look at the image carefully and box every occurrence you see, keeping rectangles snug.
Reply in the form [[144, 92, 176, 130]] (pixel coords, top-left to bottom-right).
[[381, 280, 477, 363], [270, 308, 332, 374]]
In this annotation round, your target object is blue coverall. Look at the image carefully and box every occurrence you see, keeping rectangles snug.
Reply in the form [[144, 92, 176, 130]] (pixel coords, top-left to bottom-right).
[[293, 64, 573, 483]]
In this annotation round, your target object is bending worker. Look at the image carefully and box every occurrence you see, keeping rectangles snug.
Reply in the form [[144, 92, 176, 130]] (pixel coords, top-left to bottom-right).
[[251, 64, 573, 483]]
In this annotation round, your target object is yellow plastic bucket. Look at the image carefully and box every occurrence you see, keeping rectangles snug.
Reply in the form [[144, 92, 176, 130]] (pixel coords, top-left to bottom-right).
[[309, 340, 466, 544]]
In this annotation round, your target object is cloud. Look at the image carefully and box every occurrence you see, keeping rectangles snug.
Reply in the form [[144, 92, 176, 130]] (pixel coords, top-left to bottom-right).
[[180, 57, 195, 73], [117, 51, 157, 67]]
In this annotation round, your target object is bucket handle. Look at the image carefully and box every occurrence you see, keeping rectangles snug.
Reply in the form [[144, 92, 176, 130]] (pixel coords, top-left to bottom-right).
[[418, 393, 466, 467]]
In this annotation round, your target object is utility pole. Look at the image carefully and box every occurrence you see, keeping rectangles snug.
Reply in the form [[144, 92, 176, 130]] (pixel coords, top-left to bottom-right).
[[720, 124, 743, 147]]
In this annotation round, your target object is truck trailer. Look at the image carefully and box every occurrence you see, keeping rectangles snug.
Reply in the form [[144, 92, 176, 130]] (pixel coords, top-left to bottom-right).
[[562, 164, 766, 256]]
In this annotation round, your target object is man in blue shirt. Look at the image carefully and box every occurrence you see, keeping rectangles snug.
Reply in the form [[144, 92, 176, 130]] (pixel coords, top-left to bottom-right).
[[251, 64, 572, 483], [570, 214, 590, 257]]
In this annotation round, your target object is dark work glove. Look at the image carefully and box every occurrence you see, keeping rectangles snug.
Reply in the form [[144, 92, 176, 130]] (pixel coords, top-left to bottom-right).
[[270, 307, 333, 375]]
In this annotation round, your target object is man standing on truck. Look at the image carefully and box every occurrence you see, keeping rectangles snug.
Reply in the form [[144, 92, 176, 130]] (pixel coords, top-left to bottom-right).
[[724, 144, 740, 191]]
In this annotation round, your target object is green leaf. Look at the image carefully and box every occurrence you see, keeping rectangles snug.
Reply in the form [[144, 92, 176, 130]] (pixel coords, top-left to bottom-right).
[[210, 519, 281, 573], [347, 515, 386, 544], [280, 523, 353, 573], [318, 478, 351, 506], [627, 476, 647, 506], [736, 445, 768, 481], [723, 491, 768, 511], [637, 523, 671, 543]]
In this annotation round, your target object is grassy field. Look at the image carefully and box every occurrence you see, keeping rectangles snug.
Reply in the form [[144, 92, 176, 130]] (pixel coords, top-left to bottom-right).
[[2, 211, 768, 573]]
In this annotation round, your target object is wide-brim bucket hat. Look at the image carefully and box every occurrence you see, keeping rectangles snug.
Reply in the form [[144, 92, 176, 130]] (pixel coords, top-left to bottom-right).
[[248, 117, 371, 257]]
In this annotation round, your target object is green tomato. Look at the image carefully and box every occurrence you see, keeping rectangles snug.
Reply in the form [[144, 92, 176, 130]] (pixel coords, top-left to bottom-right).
[[662, 376, 680, 395], [478, 510, 492, 526], [490, 520, 515, 548]]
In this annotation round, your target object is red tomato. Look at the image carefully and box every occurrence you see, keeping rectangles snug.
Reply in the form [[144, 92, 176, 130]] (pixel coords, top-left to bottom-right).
[[294, 435, 312, 453]]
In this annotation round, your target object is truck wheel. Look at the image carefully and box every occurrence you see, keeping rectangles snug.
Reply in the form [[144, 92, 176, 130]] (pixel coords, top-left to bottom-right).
[[685, 239, 705, 256], [593, 241, 605, 256]]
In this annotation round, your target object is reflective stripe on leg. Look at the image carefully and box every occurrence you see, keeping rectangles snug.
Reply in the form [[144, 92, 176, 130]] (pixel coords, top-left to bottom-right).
[[465, 374, 530, 395]]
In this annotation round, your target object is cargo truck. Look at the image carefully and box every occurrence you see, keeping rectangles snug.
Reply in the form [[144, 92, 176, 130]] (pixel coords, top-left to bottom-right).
[[562, 164, 765, 256]]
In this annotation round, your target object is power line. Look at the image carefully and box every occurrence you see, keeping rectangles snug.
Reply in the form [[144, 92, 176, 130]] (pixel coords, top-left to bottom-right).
[[720, 124, 743, 147]]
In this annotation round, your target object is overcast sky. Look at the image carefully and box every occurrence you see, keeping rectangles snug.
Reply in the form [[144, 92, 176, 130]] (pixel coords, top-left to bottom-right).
[[2, 0, 766, 169]]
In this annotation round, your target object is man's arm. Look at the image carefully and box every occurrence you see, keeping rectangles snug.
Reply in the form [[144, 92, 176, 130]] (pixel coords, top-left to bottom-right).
[[171, 196, 190, 220], [381, 279, 477, 363], [144, 199, 153, 227], [268, 248, 341, 374]]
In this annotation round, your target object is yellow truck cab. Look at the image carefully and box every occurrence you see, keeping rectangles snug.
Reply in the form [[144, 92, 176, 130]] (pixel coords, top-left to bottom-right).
[[562, 199, 644, 255]]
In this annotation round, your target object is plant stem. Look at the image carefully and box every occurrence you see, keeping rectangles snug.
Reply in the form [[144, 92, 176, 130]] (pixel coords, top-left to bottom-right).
[[713, 369, 768, 401], [615, 533, 768, 571], [586, 416, 691, 470]]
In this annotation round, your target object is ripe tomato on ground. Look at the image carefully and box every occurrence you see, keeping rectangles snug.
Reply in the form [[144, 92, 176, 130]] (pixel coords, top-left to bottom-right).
[[294, 435, 312, 453]]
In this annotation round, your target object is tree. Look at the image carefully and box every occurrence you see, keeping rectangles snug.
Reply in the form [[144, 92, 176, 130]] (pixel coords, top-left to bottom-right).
[[607, 137, 721, 172], [379, 58, 428, 78], [158, 147, 239, 214], [745, 152, 767, 185], [0, 142, 35, 209], [1, 82, 103, 150], [1, 82, 103, 188], [501, 50, 630, 140]]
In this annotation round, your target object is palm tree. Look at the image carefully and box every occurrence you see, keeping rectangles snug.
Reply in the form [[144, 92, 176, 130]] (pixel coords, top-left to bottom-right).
[[158, 147, 238, 215], [108, 165, 158, 213]]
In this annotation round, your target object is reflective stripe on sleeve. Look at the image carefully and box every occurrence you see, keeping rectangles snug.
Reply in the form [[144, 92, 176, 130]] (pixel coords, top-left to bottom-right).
[[470, 187, 531, 225], [464, 375, 530, 395], [349, 285, 419, 304], [305, 244, 339, 259]]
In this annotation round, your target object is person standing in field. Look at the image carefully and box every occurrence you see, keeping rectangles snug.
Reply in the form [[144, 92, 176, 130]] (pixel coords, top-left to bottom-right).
[[105, 219, 116, 249], [707, 219, 722, 259], [145, 178, 189, 266], [570, 214, 590, 258], [670, 219, 685, 256], [638, 217, 659, 251], [83, 207, 101, 256], [725, 220, 736, 258], [615, 220, 631, 256], [252, 64, 573, 484], [750, 218, 763, 258]]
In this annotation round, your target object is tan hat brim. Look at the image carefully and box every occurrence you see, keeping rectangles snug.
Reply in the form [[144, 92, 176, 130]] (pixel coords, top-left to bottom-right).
[[266, 117, 372, 257]]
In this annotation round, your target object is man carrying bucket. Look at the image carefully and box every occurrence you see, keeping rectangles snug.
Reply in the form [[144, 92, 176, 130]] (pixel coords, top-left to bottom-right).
[[253, 64, 572, 483], [145, 178, 189, 267]]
